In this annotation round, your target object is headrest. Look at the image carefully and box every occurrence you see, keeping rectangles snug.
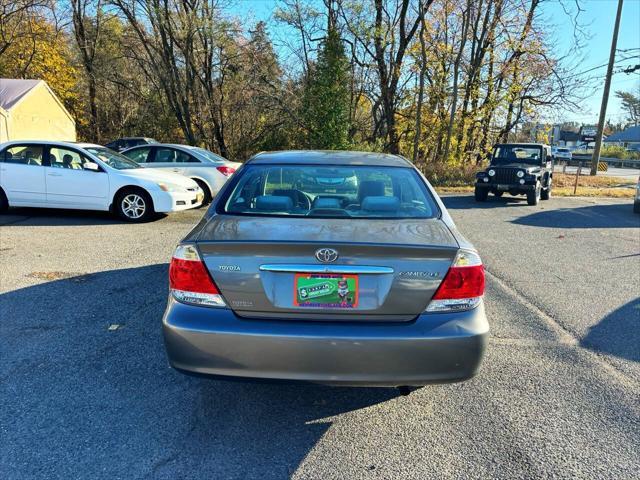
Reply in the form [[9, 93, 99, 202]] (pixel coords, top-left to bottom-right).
[[313, 197, 341, 209], [358, 180, 385, 200], [255, 195, 293, 211], [272, 189, 297, 200], [361, 196, 400, 212]]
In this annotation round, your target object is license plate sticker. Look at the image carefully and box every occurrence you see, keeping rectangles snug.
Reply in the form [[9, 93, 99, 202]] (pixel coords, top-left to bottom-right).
[[294, 273, 359, 309]]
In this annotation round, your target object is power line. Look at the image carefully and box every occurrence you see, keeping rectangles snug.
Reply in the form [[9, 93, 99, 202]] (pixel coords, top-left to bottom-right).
[[565, 56, 637, 79]]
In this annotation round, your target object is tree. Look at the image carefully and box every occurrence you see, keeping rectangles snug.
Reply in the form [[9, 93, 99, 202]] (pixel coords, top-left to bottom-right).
[[0, 13, 80, 114], [70, 0, 102, 142], [615, 90, 640, 127], [302, 16, 351, 149]]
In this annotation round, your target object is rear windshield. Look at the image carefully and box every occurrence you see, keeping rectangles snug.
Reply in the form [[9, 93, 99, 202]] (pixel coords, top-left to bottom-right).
[[219, 164, 438, 218]]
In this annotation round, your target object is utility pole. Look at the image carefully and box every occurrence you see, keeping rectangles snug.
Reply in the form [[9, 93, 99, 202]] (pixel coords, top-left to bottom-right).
[[590, 0, 624, 175]]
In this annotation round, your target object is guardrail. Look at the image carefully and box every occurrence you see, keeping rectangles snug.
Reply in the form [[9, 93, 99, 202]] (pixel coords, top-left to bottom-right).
[[570, 154, 640, 169]]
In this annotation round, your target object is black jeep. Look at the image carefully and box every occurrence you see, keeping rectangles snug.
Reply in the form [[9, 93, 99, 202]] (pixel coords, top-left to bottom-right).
[[475, 143, 553, 205]]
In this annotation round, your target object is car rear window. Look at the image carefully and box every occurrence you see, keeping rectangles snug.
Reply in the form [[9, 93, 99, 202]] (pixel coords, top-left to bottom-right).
[[219, 164, 438, 218]]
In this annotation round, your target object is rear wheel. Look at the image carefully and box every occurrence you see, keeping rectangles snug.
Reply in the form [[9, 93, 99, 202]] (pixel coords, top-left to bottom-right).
[[0, 188, 8, 213], [474, 186, 488, 202], [493, 191, 503, 197], [115, 188, 154, 222], [541, 178, 552, 200], [634, 200, 640, 214], [194, 179, 212, 207], [527, 182, 541, 206]]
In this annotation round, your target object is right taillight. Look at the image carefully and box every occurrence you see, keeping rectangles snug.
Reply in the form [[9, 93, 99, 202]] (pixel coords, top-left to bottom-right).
[[169, 244, 226, 307], [426, 250, 485, 313], [216, 165, 236, 177]]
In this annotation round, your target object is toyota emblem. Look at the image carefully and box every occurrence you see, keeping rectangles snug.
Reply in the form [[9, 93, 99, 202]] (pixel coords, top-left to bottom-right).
[[315, 248, 339, 263]]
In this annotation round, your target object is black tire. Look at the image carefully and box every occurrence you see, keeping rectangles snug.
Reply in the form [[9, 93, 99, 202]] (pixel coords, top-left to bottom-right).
[[493, 191, 504, 197], [634, 201, 640, 214], [474, 186, 488, 202], [193, 179, 212, 207], [527, 182, 541, 206], [114, 188, 154, 222], [541, 180, 552, 200], [0, 188, 8, 213]]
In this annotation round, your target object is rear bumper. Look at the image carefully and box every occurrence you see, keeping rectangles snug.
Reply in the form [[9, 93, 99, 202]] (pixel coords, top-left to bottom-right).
[[162, 298, 489, 387]]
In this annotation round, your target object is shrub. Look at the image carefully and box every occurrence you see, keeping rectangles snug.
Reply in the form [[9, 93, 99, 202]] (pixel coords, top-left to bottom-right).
[[419, 162, 480, 187]]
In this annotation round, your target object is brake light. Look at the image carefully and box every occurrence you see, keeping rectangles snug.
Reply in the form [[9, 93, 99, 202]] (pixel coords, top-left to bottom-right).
[[216, 166, 236, 177], [426, 250, 485, 313], [169, 245, 226, 307]]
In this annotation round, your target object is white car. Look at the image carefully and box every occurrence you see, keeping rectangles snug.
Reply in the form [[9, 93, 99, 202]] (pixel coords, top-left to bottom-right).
[[122, 144, 241, 204], [0, 141, 203, 222], [554, 147, 572, 161]]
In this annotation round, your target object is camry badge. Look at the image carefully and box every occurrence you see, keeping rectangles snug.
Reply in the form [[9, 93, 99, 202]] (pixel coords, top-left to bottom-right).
[[315, 248, 339, 263]]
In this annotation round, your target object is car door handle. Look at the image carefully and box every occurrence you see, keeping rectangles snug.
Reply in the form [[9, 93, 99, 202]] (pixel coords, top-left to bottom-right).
[[47, 172, 62, 177], [172, 168, 181, 172]]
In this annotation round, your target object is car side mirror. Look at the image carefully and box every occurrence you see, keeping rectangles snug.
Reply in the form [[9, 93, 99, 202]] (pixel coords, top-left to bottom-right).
[[83, 162, 100, 172]]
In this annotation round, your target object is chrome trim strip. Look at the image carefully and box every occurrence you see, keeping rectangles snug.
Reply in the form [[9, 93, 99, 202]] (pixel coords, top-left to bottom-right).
[[259, 264, 394, 274]]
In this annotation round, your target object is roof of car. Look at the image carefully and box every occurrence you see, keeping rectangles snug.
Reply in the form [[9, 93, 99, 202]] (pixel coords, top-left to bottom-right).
[[246, 150, 413, 167], [494, 143, 550, 147], [0, 140, 101, 149], [116, 137, 155, 141]]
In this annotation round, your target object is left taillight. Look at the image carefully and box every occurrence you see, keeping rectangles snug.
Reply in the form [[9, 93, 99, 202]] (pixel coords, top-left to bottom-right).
[[426, 249, 485, 313], [169, 244, 226, 307], [216, 165, 236, 177]]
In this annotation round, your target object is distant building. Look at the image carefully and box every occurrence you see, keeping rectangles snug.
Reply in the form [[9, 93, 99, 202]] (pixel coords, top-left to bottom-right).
[[603, 125, 640, 147], [0, 78, 76, 143], [556, 130, 581, 147]]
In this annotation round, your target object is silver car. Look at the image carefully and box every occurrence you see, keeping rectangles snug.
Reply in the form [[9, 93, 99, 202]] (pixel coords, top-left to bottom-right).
[[122, 144, 240, 204], [162, 151, 488, 388]]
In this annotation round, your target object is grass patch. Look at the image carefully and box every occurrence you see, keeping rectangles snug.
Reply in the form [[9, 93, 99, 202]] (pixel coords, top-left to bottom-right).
[[552, 173, 635, 188]]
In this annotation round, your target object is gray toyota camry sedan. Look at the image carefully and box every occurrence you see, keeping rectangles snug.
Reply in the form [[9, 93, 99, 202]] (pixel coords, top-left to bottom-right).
[[163, 151, 488, 387]]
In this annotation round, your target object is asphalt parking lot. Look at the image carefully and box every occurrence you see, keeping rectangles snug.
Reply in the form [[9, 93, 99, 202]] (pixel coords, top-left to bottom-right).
[[1, 195, 639, 479]]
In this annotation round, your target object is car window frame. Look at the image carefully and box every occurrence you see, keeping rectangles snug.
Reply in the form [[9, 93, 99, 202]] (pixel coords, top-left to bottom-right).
[[152, 146, 179, 164], [214, 163, 442, 220], [173, 148, 200, 164], [44, 145, 106, 172], [1, 143, 47, 167], [124, 146, 153, 164]]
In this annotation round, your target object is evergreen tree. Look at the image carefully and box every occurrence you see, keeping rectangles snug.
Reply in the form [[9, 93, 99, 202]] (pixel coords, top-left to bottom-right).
[[302, 22, 351, 149]]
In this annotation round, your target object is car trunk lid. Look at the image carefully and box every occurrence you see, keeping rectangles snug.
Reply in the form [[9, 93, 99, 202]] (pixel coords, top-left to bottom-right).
[[196, 216, 459, 321]]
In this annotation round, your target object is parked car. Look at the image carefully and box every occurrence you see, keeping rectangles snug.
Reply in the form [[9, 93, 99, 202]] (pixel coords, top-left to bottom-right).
[[162, 150, 488, 389], [105, 137, 158, 152], [475, 143, 553, 205], [554, 147, 572, 161], [634, 176, 640, 214], [122, 143, 241, 204], [0, 141, 203, 222]]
